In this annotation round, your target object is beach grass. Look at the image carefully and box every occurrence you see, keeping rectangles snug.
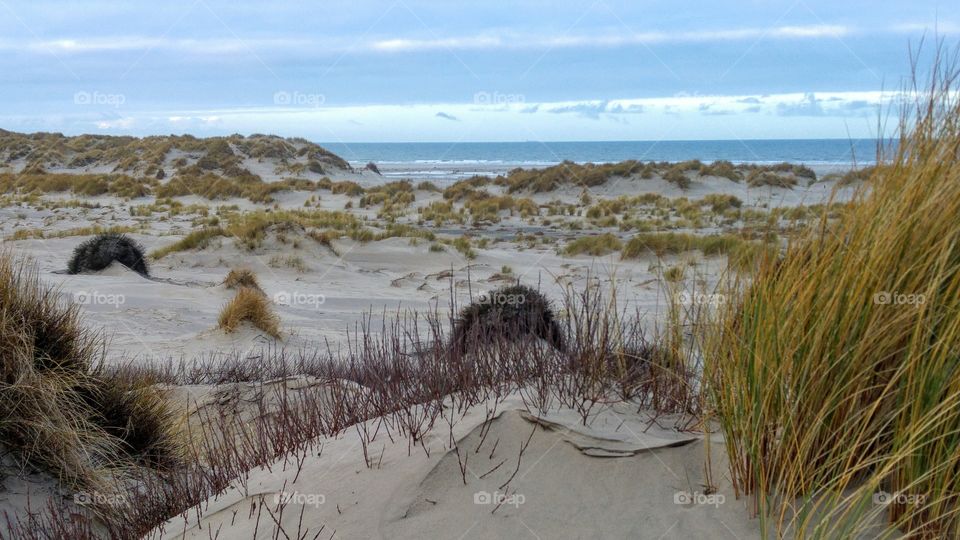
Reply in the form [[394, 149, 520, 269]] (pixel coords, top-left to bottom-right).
[[621, 231, 756, 259], [705, 51, 960, 537], [217, 287, 281, 338], [563, 233, 623, 256], [0, 248, 183, 501], [222, 267, 264, 294]]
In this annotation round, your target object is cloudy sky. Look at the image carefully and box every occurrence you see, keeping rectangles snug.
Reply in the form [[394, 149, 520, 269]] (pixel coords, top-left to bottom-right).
[[0, 1, 956, 141]]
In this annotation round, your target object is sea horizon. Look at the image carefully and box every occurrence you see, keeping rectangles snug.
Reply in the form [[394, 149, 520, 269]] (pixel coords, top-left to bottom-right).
[[320, 138, 884, 181]]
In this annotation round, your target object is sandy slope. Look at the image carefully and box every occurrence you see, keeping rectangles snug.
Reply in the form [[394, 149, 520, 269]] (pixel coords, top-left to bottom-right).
[[156, 393, 758, 540]]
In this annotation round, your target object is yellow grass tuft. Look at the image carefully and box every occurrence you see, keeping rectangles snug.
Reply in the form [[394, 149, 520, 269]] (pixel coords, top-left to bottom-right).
[[218, 287, 281, 338], [222, 267, 264, 294]]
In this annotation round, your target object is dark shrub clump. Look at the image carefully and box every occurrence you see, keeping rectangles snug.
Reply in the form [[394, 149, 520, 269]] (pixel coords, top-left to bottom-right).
[[68, 233, 149, 277], [450, 284, 565, 354]]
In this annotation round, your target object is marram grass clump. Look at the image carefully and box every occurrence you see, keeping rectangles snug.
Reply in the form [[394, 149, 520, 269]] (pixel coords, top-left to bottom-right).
[[450, 283, 564, 354], [563, 233, 623, 257], [0, 250, 183, 497], [68, 233, 149, 277], [706, 53, 960, 538], [222, 267, 264, 295], [218, 287, 281, 338]]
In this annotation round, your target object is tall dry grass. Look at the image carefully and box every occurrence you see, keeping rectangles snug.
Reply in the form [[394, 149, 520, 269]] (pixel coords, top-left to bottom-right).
[[0, 249, 111, 490], [0, 249, 184, 526], [705, 47, 960, 537], [218, 287, 281, 338], [222, 267, 264, 294]]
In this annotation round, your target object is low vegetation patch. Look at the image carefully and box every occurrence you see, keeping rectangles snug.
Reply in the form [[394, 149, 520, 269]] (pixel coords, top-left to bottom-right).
[[563, 233, 623, 256], [222, 268, 264, 294], [698, 160, 741, 182], [465, 195, 538, 223], [446, 235, 476, 259], [662, 166, 692, 189], [700, 193, 742, 212], [416, 181, 440, 192], [419, 200, 464, 225], [429, 159, 835, 195], [9, 224, 139, 241], [0, 172, 157, 199], [150, 226, 225, 259], [442, 175, 492, 201], [330, 180, 364, 197], [621, 232, 768, 267], [745, 169, 798, 188], [217, 287, 281, 338]]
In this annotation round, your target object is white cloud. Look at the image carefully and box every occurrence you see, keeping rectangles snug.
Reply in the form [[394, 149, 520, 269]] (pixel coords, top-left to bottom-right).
[[95, 117, 135, 130], [0, 88, 919, 143], [771, 25, 848, 38], [167, 115, 224, 128], [372, 35, 502, 52], [30, 90, 898, 140], [892, 21, 960, 34], [0, 37, 312, 54], [367, 25, 852, 52], [0, 24, 854, 56]]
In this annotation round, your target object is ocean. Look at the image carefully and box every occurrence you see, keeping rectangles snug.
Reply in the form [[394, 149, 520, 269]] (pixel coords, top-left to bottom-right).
[[319, 139, 883, 182]]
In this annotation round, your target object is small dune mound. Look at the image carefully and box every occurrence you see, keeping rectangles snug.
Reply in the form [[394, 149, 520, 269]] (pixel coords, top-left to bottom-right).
[[450, 284, 565, 354], [218, 287, 281, 338], [68, 233, 149, 277], [222, 267, 264, 295]]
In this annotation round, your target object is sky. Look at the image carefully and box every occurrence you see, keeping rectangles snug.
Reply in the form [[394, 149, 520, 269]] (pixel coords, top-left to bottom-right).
[[0, 1, 957, 142]]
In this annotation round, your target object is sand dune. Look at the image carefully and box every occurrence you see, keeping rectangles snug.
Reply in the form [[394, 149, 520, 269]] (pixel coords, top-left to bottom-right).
[[157, 392, 757, 540]]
